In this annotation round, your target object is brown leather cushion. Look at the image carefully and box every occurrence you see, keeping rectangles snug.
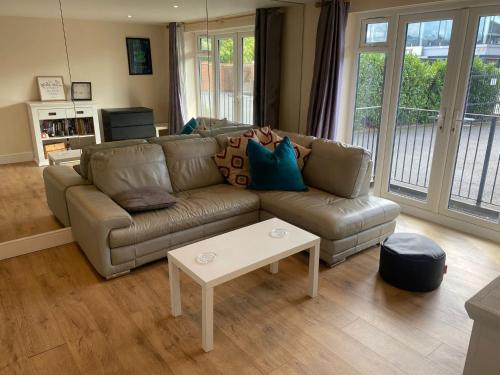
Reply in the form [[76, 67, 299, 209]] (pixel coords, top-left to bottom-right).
[[113, 187, 176, 212], [80, 139, 147, 181], [91, 143, 173, 197]]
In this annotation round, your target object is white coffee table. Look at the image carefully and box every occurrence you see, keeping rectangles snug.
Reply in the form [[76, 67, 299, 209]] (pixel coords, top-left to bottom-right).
[[167, 217, 321, 352], [48, 149, 82, 165]]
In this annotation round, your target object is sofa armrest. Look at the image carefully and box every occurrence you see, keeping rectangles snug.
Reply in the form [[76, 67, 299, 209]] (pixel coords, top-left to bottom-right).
[[358, 160, 373, 196], [67, 185, 133, 277], [43, 166, 90, 226]]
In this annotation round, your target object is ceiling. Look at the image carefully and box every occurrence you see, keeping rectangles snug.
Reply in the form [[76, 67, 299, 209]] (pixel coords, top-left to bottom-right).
[[0, 0, 310, 24]]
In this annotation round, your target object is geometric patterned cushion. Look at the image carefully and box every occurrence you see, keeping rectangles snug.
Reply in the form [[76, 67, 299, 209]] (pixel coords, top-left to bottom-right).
[[213, 129, 260, 188], [213, 127, 312, 188]]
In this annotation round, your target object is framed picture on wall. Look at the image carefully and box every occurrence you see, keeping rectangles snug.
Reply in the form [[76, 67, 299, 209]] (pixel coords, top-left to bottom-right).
[[71, 82, 92, 101], [37, 76, 66, 101], [126, 37, 153, 75]]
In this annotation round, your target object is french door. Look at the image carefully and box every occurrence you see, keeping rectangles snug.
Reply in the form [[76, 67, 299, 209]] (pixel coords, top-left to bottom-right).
[[377, 6, 500, 233], [198, 31, 254, 124], [440, 6, 500, 230]]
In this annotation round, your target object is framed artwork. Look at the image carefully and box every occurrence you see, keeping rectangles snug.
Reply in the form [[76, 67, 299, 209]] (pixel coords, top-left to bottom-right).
[[37, 76, 66, 101], [126, 37, 153, 75], [71, 82, 92, 101]]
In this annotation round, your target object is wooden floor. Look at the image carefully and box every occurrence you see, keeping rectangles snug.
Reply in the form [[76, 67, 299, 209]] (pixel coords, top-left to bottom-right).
[[0, 162, 62, 243], [0, 214, 498, 374]]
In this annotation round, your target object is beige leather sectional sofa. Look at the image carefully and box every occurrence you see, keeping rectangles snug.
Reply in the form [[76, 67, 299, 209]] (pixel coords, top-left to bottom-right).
[[43, 130, 400, 279]]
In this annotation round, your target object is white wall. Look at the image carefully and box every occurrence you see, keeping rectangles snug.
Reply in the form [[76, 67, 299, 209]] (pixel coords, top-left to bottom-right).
[[0, 16, 168, 158]]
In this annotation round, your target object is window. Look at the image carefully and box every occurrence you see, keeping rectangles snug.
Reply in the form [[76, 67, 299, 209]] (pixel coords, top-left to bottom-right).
[[405, 20, 453, 47], [352, 18, 390, 181], [196, 31, 255, 124], [361, 19, 389, 46], [351, 52, 387, 180]]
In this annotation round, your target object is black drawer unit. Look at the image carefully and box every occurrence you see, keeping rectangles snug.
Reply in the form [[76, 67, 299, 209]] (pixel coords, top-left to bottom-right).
[[101, 107, 155, 141]]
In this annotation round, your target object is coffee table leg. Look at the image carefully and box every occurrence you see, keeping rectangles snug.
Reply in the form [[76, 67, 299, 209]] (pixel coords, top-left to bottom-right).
[[270, 261, 279, 274], [308, 243, 320, 297], [168, 259, 182, 316], [202, 286, 214, 352]]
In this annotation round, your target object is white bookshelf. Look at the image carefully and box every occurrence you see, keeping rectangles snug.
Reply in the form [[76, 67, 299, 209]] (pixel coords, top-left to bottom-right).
[[26, 101, 101, 166]]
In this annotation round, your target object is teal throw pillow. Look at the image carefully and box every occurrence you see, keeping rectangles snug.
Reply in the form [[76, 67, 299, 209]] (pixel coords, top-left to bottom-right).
[[180, 118, 198, 134], [247, 136, 307, 191]]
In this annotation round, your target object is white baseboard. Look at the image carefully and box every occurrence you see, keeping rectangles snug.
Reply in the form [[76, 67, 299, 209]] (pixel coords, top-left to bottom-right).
[[0, 228, 74, 260], [0, 152, 34, 165], [400, 205, 500, 243]]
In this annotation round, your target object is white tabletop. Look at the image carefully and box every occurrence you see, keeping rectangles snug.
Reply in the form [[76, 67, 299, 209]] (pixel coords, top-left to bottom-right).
[[48, 149, 82, 162], [168, 218, 320, 288]]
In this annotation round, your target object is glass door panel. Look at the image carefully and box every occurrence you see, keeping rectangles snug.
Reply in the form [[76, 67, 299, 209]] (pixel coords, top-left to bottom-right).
[[351, 52, 387, 180], [217, 37, 235, 121], [241, 35, 255, 124], [388, 18, 453, 201], [447, 15, 500, 222], [198, 36, 214, 117]]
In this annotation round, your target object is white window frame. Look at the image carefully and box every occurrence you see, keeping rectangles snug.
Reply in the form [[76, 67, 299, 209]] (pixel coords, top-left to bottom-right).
[[360, 17, 390, 47], [195, 27, 254, 123], [345, 15, 396, 194]]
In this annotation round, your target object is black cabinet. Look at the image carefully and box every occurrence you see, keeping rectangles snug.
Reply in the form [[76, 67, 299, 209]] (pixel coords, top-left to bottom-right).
[[101, 107, 155, 141]]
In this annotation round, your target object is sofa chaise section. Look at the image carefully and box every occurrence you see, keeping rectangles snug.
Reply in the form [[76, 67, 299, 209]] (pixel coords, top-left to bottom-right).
[[258, 188, 399, 265]]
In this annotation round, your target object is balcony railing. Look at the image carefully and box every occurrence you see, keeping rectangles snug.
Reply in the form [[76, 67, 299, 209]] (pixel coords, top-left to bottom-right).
[[390, 107, 439, 198], [352, 106, 381, 180], [200, 91, 253, 124], [352, 104, 500, 221], [449, 114, 500, 221]]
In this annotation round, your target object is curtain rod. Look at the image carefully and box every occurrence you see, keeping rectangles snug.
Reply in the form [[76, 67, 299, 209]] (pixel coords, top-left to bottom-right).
[[315, 0, 350, 7], [166, 12, 256, 28]]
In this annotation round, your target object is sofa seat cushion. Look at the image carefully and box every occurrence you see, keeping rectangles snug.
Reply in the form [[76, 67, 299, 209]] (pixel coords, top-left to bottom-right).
[[109, 184, 260, 248], [257, 187, 400, 240]]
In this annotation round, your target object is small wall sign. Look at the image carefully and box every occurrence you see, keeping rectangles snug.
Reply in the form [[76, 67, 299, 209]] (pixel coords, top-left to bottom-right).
[[37, 76, 66, 101]]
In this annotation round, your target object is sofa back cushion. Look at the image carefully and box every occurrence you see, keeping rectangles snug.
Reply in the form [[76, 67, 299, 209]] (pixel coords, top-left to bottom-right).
[[162, 137, 224, 192], [303, 139, 371, 198], [80, 139, 147, 181], [275, 130, 316, 148], [91, 143, 173, 197], [148, 133, 201, 145], [198, 124, 254, 138]]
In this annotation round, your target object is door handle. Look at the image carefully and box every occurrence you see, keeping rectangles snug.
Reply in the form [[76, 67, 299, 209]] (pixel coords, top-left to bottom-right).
[[438, 108, 447, 131], [451, 110, 467, 134]]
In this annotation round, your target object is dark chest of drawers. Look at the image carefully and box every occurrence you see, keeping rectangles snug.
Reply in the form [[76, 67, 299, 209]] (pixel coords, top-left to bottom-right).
[[101, 107, 155, 141]]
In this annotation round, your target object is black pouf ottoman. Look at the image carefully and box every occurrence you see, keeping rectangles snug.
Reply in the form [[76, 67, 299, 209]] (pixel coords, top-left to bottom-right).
[[379, 233, 446, 292]]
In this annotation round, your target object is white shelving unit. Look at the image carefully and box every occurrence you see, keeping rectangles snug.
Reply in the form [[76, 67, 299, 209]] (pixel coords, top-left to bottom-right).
[[26, 101, 101, 166]]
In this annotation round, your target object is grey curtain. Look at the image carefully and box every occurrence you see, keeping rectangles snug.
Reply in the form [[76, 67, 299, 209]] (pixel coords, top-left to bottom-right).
[[168, 22, 184, 134], [253, 8, 283, 129], [307, 0, 348, 139]]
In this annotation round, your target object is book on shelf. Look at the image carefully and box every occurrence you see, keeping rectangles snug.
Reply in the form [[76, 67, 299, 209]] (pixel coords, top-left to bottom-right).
[[39, 118, 95, 138]]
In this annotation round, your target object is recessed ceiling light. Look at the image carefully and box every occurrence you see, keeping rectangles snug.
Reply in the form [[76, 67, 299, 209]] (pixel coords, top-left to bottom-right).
[[173, 5, 179, 8], [127, 15, 132, 18]]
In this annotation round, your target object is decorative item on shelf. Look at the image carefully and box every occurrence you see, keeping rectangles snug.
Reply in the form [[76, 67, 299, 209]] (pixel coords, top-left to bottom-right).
[[71, 82, 92, 101], [195, 252, 217, 265], [43, 142, 66, 159], [126, 37, 153, 75], [37, 76, 66, 101]]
